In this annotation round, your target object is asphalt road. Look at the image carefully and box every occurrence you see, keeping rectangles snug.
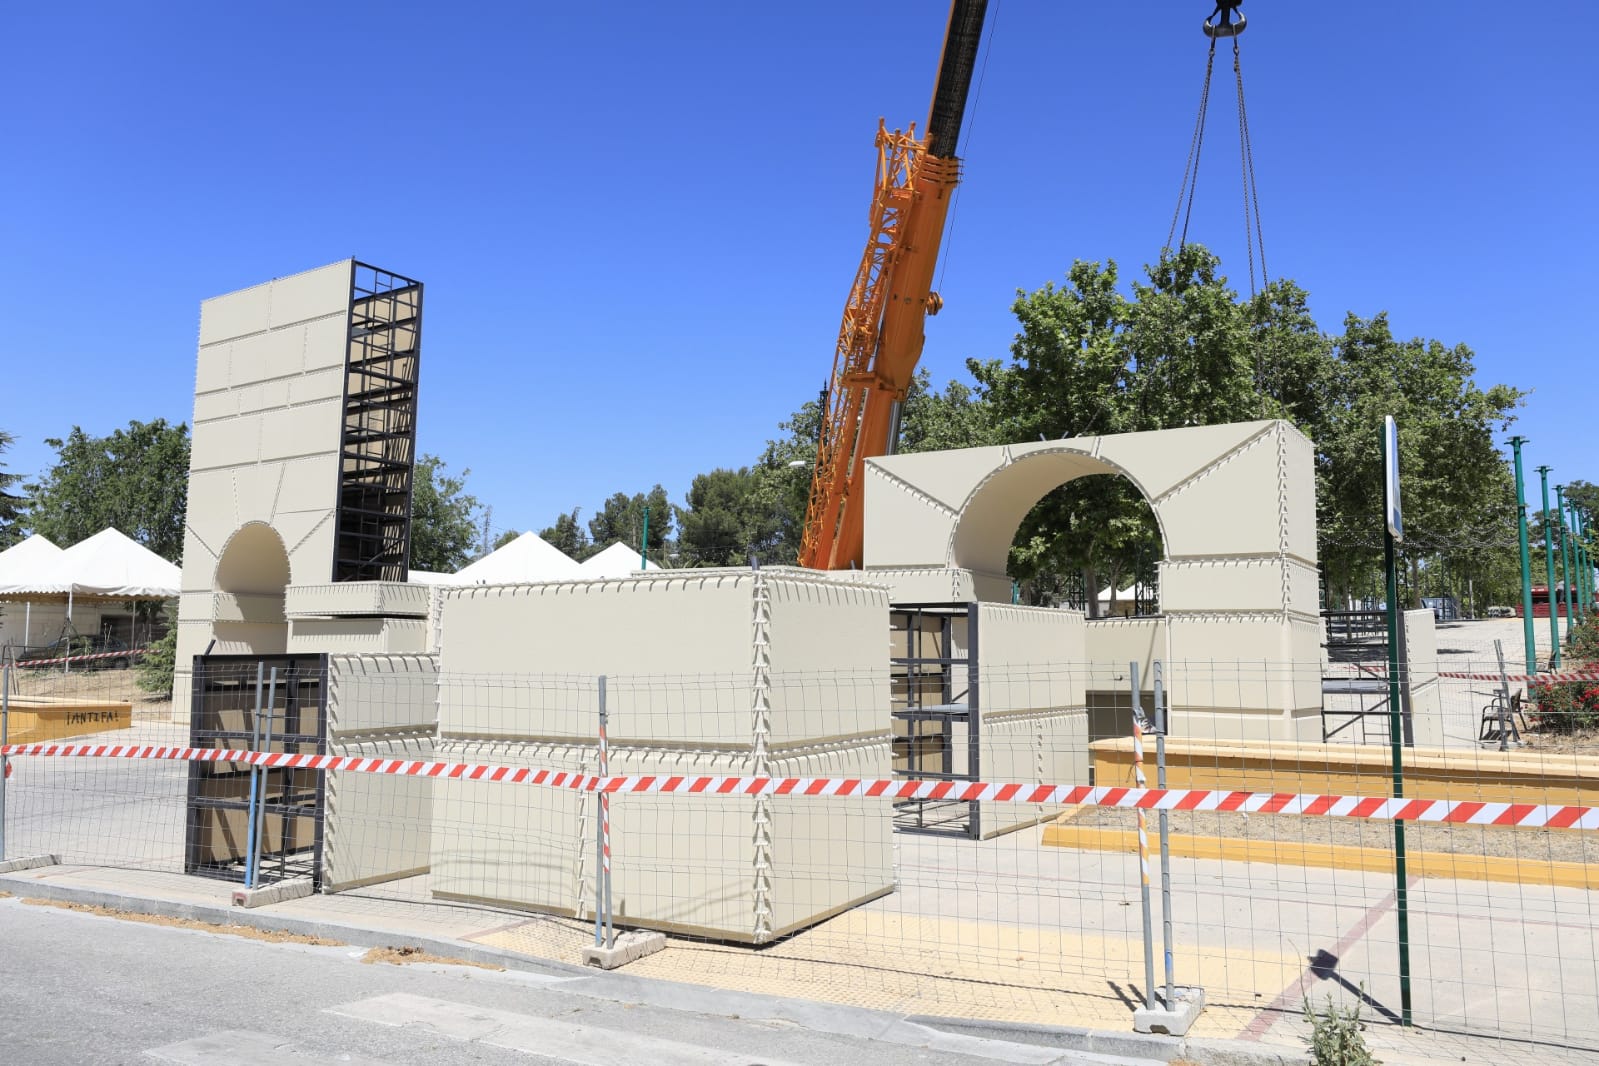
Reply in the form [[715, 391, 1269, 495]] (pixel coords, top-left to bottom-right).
[[0, 898, 1159, 1066]]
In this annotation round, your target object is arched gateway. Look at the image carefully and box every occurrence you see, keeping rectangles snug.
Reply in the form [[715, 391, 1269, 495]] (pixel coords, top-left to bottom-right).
[[861, 419, 1325, 740]]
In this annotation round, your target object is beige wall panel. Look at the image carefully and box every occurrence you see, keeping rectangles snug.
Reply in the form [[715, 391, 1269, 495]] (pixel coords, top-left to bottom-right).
[[182, 473, 237, 556], [265, 261, 352, 329], [431, 737, 891, 941], [1154, 435, 1285, 560], [872, 445, 1033, 514], [229, 327, 306, 386], [288, 617, 428, 655], [210, 592, 286, 624], [235, 378, 293, 417], [1094, 421, 1274, 500], [1403, 608, 1439, 681], [191, 390, 239, 424], [273, 455, 340, 514], [1160, 558, 1313, 615], [259, 402, 342, 462], [1083, 618, 1167, 688], [302, 314, 351, 372], [973, 605, 1088, 713], [862, 469, 963, 569], [323, 733, 434, 891], [288, 365, 345, 405], [326, 653, 439, 736], [1280, 428, 1318, 563], [199, 285, 272, 346], [286, 520, 336, 587], [856, 567, 978, 604], [194, 343, 233, 393], [978, 710, 1088, 837], [207, 621, 290, 656], [190, 416, 262, 472], [288, 582, 431, 620], [232, 464, 285, 528], [765, 571, 890, 745]]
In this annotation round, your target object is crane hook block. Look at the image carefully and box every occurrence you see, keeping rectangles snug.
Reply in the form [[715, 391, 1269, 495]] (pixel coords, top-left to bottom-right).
[[1203, 0, 1246, 38]]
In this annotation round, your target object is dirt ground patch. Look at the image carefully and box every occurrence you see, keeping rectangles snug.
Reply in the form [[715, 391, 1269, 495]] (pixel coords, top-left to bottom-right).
[[361, 945, 504, 971], [18, 897, 343, 945], [7, 665, 171, 714], [1520, 728, 1599, 757]]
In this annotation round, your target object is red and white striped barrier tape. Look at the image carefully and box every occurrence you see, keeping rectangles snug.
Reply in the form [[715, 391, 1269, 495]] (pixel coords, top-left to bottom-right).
[[4, 741, 1598, 830], [12, 648, 146, 668], [1438, 667, 1599, 683]]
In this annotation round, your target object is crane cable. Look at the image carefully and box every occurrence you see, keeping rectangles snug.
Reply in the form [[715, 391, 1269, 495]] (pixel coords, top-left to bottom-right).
[[1164, 1, 1269, 299]]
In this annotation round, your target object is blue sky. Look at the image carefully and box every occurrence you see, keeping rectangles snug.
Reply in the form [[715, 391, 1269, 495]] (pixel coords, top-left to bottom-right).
[[2, 2, 1593, 545]]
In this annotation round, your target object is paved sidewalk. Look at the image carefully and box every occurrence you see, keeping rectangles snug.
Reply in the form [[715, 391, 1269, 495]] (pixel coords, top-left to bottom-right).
[[4, 856, 1594, 1066]]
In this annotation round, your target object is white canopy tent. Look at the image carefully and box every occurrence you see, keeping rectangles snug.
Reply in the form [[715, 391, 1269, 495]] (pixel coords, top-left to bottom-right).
[[0, 535, 65, 648], [579, 541, 660, 579], [452, 532, 583, 584], [0, 528, 182, 604]]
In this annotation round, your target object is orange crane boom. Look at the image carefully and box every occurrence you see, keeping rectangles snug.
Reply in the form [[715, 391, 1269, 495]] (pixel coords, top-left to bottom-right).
[[797, 0, 988, 572]]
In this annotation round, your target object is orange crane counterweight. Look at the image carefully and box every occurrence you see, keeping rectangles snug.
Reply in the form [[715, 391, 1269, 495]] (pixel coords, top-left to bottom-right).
[[797, 0, 987, 572]]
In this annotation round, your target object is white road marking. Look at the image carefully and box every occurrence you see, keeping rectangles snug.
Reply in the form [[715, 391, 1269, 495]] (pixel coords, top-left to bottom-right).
[[327, 991, 806, 1065], [145, 1029, 390, 1065]]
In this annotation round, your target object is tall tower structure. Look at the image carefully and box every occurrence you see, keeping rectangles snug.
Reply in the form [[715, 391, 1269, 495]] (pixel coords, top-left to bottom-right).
[[172, 260, 424, 719]]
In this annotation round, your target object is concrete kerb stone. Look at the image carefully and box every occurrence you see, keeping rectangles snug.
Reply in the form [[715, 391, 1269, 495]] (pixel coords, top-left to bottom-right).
[[0, 854, 60, 875], [0, 869, 1321, 1066], [231, 876, 314, 909], [580, 929, 665, 969], [1133, 986, 1206, 1036]]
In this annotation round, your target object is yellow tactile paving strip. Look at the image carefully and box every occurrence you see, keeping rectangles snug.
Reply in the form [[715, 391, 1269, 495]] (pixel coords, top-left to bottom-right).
[[472, 906, 1284, 1034]]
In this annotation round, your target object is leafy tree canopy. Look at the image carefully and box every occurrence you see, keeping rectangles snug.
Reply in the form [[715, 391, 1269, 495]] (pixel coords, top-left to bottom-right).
[[409, 454, 483, 573], [25, 419, 190, 561], [0, 429, 23, 549], [588, 486, 672, 562], [539, 509, 591, 561]]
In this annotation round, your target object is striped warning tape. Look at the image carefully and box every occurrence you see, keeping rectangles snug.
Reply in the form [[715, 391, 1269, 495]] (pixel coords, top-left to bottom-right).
[[12, 648, 146, 668], [3, 741, 1597, 830], [1438, 668, 1599, 683]]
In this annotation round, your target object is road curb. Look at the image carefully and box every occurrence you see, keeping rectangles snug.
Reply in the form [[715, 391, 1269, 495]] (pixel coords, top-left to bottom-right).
[[0, 870, 1314, 1065]]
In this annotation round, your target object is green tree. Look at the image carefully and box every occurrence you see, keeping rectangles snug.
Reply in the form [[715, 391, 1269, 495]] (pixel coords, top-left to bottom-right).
[[1308, 314, 1523, 607], [969, 247, 1276, 612], [492, 528, 521, 551], [408, 454, 483, 573], [135, 603, 178, 697], [0, 429, 24, 548], [539, 509, 591, 560], [26, 419, 190, 560], [588, 486, 672, 562], [677, 468, 767, 568]]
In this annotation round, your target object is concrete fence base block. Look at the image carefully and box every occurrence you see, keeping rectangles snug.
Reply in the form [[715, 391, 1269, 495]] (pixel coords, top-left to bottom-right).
[[1133, 985, 1205, 1036], [231, 877, 314, 909], [581, 930, 666, 970], [0, 854, 60, 875]]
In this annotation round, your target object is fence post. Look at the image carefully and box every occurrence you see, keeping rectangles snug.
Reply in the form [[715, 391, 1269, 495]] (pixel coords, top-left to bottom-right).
[[243, 662, 265, 888], [595, 675, 612, 949], [1154, 660, 1174, 1009], [1, 662, 9, 862], [1131, 662, 1155, 1013]]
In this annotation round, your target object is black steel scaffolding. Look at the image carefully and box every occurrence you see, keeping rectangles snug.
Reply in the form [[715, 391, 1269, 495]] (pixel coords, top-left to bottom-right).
[[332, 263, 423, 583], [890, 602, 981, 838]]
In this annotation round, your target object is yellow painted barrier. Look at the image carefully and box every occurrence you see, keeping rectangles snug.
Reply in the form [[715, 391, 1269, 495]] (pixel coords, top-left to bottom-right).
[[1041, 823, 1599, 891], [1088, 737, 1599, 807], [4, 698, 133, 744]]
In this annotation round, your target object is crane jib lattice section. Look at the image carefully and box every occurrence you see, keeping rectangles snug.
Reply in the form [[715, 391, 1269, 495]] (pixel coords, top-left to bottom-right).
[[4, 743, 1597, 830]]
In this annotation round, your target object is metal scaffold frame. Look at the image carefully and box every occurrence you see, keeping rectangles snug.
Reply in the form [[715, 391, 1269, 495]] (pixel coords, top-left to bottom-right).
[[890, 602, 981, 838]]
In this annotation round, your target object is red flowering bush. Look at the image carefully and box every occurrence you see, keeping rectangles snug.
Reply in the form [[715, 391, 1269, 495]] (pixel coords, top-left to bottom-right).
[[1531, 618, 1599, 733]]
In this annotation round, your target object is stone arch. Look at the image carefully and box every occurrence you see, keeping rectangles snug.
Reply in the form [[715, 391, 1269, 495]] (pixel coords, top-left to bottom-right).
[[211, 521, 291, 655], [947, 447, 1168, 592], [216, 521, 291, 595]]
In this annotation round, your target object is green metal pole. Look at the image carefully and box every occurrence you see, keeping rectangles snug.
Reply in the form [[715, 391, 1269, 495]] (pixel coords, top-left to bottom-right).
[[1557, 487, 1575, 642], [1583, 510, 1594, 620], [1509, 438, 1537, 673], [640, 506, 650, 570], [1384, 526, 1412, 1027], [1568, 501, 1586, 623], [1573, 506, 1589, 622], [1539, 467, 1560, 669]]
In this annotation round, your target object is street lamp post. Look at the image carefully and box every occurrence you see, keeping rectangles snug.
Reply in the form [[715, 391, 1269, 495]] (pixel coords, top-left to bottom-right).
[[1538, 467, 1559, 669], [1557, 486, 1576, 641], [1508, 438, 1536, 674]]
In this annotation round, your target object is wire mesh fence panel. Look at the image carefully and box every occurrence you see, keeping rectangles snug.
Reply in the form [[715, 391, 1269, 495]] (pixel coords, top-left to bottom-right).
[[5, 648, 1599, 1061]]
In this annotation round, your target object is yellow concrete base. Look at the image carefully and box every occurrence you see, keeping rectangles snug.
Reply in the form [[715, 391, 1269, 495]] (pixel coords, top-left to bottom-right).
[[1041, 823, 1599, 890], [4, 698, 132, 744]]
